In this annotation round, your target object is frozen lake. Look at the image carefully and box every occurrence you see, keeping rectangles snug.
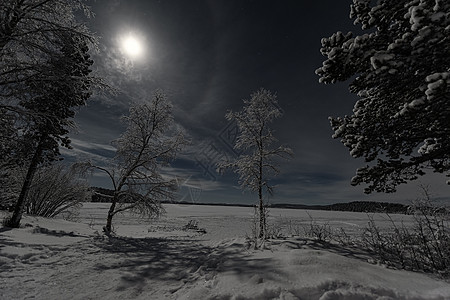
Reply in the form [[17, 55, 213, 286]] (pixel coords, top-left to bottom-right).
[[2, 203, 447, 300], [72, 202, 416, 242]]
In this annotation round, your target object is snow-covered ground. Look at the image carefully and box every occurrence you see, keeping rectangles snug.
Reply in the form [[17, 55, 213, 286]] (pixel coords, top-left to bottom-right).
[[1, 203, 449, 299]]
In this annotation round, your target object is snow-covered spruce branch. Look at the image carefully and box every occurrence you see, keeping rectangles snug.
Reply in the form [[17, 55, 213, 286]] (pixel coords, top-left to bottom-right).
[[317, 0, 450, 192]]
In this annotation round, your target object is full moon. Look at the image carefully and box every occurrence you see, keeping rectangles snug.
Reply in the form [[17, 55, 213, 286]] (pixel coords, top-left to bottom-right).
[[120, 34, 144, 58]]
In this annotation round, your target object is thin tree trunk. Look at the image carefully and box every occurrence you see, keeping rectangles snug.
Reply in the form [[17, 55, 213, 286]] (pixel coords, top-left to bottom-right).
[[258, 185, 265, 238], [105, 197, 117, 233], [258, 153, 265, 238], [8, 136, 44, 228]]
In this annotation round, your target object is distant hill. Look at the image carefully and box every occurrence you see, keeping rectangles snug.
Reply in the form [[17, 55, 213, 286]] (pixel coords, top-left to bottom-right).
[[89, 187, 409, 214]]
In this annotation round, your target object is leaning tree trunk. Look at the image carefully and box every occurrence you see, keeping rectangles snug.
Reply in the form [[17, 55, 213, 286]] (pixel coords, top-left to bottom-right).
[[8, 137, 44, 228], [104, 196, 117, 233]]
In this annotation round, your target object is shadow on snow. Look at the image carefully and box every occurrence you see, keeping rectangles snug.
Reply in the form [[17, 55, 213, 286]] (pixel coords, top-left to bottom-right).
[[93, 235, 283, 294]]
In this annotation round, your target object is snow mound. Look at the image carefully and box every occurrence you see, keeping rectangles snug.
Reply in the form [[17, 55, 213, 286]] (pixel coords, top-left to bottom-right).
[[175, 238, 449, 300]]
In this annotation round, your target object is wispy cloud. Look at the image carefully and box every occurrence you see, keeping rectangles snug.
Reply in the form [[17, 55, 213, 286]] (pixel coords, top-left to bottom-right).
[[62, 138, 116, 165]]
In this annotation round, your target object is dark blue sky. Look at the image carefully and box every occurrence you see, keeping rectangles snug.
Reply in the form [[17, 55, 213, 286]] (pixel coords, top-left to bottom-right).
[[64, 0, 448, 205]]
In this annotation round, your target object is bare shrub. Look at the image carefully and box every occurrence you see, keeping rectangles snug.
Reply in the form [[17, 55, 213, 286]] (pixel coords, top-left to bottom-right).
[[295, 189, 449, 277], [359, 187, 449, 276], [407, 189, 449, 274], [276, 218, 302, 237], [182, 220, 206, 234], [245, 206, 268, 250], [361, 214, 390, 264], [302, 212, 332, 242], [333, 227, 353, 246], [245, 206, 260, 250], [25, 164, 90, 218], [245, 204, 280, 250], [266, 220, 284, 239]]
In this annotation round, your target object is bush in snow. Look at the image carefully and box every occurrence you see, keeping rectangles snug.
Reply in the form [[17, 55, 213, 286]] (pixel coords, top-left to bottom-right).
[[2, 163, 89, 223], [25, 164, 90, 219], [302, 212, 333, 242], [246, 204, 287, 249], [182, 220, 206, 234], [360, 187, 449, 276], [2, 163, 89, 226], [316, 0, 450, 193]]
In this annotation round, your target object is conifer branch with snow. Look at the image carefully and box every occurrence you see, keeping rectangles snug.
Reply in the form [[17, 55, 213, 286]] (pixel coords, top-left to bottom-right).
[[316, 0, 450, 193]]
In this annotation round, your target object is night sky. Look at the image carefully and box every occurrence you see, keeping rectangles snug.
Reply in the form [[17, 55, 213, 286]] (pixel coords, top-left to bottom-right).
[[65, 0, 448, 205]]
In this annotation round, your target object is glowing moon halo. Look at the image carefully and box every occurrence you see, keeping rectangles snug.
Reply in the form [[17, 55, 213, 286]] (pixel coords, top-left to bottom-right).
[[120, 34, 144, 58]]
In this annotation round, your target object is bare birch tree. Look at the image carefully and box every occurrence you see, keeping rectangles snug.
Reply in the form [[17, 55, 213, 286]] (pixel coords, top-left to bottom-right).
[[84, 90, 186, 233], [219, 88, 293, 238]]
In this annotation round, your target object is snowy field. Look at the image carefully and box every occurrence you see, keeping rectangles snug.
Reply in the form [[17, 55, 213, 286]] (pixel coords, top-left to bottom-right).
[[1, 203, 449, 299]]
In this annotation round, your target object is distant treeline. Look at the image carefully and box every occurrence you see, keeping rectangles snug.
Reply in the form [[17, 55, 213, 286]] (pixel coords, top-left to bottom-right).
[[90, 187, 411, 214], [270, 201, 408, 214]]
